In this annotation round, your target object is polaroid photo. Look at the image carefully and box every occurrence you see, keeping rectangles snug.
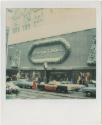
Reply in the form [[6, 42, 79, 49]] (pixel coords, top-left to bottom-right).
[[0, 1, 102, 125]]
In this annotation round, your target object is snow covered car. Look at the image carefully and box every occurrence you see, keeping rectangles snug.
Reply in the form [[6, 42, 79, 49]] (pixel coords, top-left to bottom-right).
[[82, 83, 96, 97], [6, 82, 20, 94], [60, 81, 85, 91], [15, 79, 33, 89]]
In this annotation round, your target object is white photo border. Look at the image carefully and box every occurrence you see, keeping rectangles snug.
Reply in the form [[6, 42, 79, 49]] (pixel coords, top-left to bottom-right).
[[0, 1, 102, 125]]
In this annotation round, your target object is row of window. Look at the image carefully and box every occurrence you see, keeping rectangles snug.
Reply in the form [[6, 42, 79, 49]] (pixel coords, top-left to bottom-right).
[[12, 17, 43, 33], [12, 11, 44, 33]]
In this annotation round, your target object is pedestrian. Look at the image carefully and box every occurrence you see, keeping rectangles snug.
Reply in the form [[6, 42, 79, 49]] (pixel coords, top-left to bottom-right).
[[16, 72, 20, 80], [32, 80, 37, 90], [32, 71, 36, 81]]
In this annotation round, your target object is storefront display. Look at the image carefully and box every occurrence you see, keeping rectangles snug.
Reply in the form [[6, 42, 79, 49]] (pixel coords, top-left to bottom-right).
[[6, 28, 96, 84]]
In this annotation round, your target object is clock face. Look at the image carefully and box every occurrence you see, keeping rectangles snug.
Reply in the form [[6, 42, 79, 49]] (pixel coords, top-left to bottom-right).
[[28, 38, 71, 64]]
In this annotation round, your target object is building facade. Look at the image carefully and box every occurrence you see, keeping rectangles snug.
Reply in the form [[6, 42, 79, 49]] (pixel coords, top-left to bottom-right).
[[6, 28, 96, 83], [6, 8, 96, 83]]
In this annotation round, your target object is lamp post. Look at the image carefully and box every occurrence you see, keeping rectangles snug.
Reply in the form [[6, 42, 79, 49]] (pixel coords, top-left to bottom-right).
[[16, 50, 21, 79], [6, 27, 9, 79], [44, 62, 48, 83], [6, 9, 13, 60], [18, 50, 21, 76], [6, 27, 9, 65]]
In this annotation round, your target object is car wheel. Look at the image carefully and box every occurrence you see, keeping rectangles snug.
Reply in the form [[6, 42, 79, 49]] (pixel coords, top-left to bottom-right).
[[37, 85, 45, 91], [56, 87, 61, 93], [23, 85, 26, 88], [19, 84, 22, 88], [63, 88, 68, 93], [26, 85, 28, 89], [86, 91, 92, 97], [28, 86, 30, 89], [15, 90, 19, 95], [75, 88, 80, 92]]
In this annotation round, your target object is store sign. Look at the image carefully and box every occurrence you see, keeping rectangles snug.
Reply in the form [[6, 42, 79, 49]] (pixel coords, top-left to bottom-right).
[[10, 49, 21, 68], [87, 37, 96, 65], [28, 38, 71, 64]]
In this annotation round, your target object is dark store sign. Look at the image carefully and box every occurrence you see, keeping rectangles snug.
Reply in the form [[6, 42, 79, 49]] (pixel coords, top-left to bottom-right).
[[28, 38, 71, 64]]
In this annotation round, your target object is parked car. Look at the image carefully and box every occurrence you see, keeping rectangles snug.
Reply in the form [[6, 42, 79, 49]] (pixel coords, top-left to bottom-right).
[[37, 81, 60, 92], [6, 82, 20, 94], [14, 79, 33, 89], [60, 81, 85, 91], [82, 83, 96, 97], [37, 80, 84, 93], [44, 81, 61, 92]]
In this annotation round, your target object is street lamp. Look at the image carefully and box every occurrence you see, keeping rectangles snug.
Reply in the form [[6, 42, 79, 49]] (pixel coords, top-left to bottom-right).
[[17, 50, 21, 76], [6, 27, 9, 64], [6, 8, 13, 58], [44, 62, 48, 83], [16, 50, 21, 79]]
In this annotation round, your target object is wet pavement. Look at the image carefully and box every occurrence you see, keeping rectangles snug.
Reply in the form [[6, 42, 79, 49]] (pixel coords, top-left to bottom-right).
[[6, 88, 95, 99]]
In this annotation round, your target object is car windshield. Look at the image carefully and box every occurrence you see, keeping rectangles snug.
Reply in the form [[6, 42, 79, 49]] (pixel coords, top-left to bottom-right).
[[18, 79, 26, 82], [18, 79, 31, 82], [88, 83, 96, 87], [61, 81, 68, 84]]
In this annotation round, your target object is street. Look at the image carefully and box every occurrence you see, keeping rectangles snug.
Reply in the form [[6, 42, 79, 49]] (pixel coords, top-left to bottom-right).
[[6, 88, 95, 99]]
